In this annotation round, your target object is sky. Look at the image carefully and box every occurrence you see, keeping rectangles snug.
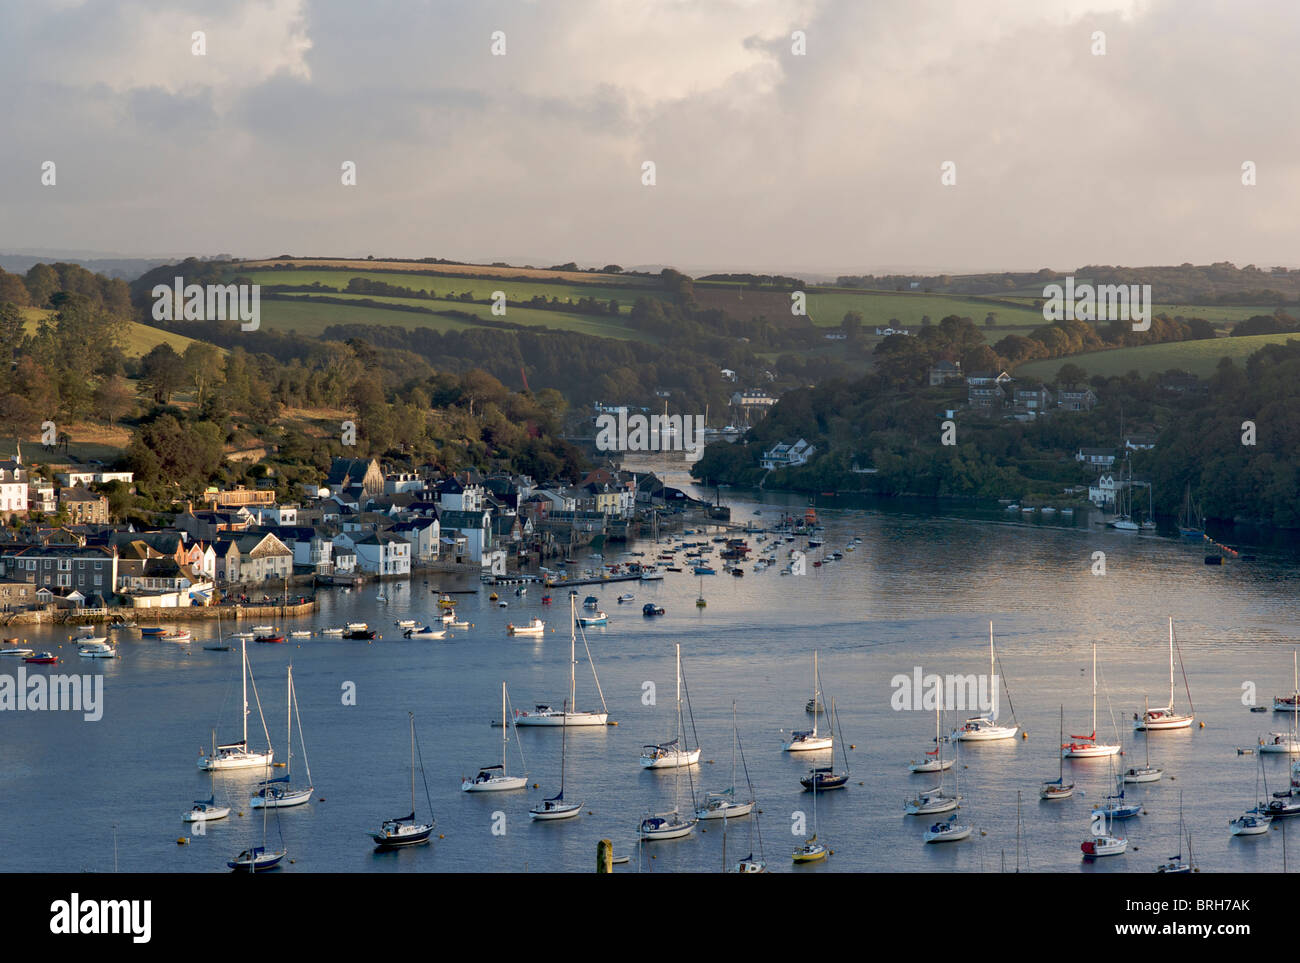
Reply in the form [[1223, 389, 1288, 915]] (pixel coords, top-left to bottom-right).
[[2, 0, 1296, 275]]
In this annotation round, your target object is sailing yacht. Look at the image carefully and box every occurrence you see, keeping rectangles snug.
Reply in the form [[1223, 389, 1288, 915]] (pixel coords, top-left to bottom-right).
[[801, 698, 850, 790], [641, 643, 702, 768], [462, 682, 528, 791], [922, 741, 971, 842], [1230, 753, 1273, 837], [1155, 791, 1195, 873], [530, 699, 582, 820], [1039, 706, 1075, 800], [730, 805, 768, 873], [909, 704, 954, 773], [783, 650, 834, 752], [514, 596, 609, 726], [184, 771, 231, 822], [1081, 809, 1127, 858], [1091, 769, 1142, 821], [251, 665, 314, 808], [1062, 644, 1120, 758], [1259, 696, 1300, 754], [371, 713, 436, 848], [198, 635, 274, 771], [953, 622, 1019, 741], [1273, 650, 1300, 712], [639, 644, 700, 840], [698, 701, 755, 819], [904, 732, 961, 816], [1178, 484, 1205, 540], [1133, 617, 1194, 731], [1123, 702, 1164, 782], [228, 759, 286, 871], [792, 746, 829, 862]]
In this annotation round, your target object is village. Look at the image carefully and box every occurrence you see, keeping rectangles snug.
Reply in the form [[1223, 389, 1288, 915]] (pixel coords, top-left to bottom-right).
[[0, 448, 723, 624]]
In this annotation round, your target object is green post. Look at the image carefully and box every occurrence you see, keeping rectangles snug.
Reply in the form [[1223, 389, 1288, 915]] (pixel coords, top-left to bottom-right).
[[597, 838, 613, 873]]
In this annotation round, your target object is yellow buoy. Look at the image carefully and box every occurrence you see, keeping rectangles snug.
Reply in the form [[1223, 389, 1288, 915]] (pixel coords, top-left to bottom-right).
[[177, 838, 188, 845]]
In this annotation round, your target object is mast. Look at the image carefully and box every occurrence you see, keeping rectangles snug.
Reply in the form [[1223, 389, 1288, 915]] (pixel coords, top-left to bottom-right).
[[286, 665, 293, 779], [241, 636, 249, 747], [1091, 643, 1098, 738], [812, 650, 819, 737], [1168, 617, 1175, 710], [569, 594, 578, 715], [409, 712, 416, 815], [731, 700, 737, 793], [1058, 705, 1065, 782], [559, 698, 568, 797], [501, 681, 508, 774]]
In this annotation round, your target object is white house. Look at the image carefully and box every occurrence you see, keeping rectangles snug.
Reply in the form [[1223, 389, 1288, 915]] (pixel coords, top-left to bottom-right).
[[352, 531, 411, 576], [437, 477, 485, 512], [760, 439, 817, 471], [388, 518, 440, 561], [1089, 473, 1118, 508]]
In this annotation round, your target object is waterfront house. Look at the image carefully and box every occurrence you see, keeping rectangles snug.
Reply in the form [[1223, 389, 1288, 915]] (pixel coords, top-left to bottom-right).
[[437, 509, 493, 563], [0, 544, 119, 595], [387, 518, 441, 561], [212, 532, 293, 584], [761, 439, 817, 471], [352, 531, 412, 576]]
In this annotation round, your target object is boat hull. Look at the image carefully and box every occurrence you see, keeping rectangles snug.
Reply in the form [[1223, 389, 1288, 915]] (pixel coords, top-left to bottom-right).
[[228, 850, 285, 871], [371, 825, 434, 848], [954, 725, 1019, 742], [1123, 767, 1163, 783], [250, 786, 313, 808], [1062, 744, 1121, 758], [461, 775, 528, 792], [1134, 715, 1193, 731], [183, 805, 231, 822], [513, 711, 607, 727], [783, 736, 833, 752], [696, 800, 754, 820], [923, 824, 971, 843], [199, 749, 274, 771], [530, 803, 583, 821], [1039, 784, 1074, 800]]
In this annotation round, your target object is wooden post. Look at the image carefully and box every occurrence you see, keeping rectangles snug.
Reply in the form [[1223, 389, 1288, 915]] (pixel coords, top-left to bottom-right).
[[596, 838, 613, 873]]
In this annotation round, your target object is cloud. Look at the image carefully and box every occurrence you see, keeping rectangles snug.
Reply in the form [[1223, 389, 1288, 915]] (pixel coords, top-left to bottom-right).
[[2, 0, 1299, 273]]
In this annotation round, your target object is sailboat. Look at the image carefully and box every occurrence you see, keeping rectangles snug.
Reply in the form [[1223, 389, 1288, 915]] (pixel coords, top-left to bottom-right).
[[783, 650, 834, 751], [370, 712, 436, 848], [1156, 790, 1195, 873], [1260, 694, 1300, 754], [953, 622, 1019, 741], [641, 643, 702, 768], [1133, 617, 1194, 731], [251, 664, 314, 808], [1091, 764, 1142, 821], [1230, 753, 1273, 836], [909, 703, 954, 773], [639, 644, 700, 840], [1062, 644, 1120, 758], [514, 595, 609, 726], [198, 635, 274, 771], [227, 758, 286, 871], [462, 682, 528, 791], [1109, 456, 1140, 531], [905, 722, 961, 815], [730, 798, 768, 872], [698, 701, 755, 819], [1039, 705, 1075, 800], [183, 770, 231, 823], [203, 606, 231, 651], [1081, 806, 1127, 858], [1123, 702, 1164, 782], [530, 699, 582, 820], [792, 745, 829, 862], [695, 575, 707, 608], [801, 698, 850, 790], [1178, 484, 1204, 539], [1273, 650, 1300, 712]]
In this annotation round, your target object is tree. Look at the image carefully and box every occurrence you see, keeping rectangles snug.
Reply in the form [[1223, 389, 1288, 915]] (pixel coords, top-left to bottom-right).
[[93, 375, 135, 426], [183, 342, 225, 407], [1055, 363, 1088, 386], [139, 343, 187, 403]]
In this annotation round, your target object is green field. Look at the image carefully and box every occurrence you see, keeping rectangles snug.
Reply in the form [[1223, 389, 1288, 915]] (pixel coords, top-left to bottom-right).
[[234, 268, 647, 313], [20, 307, 209, 358], [265, 294, 647, 341], [1017, 332, 1300, 380], [805, 289, 1045, 330]]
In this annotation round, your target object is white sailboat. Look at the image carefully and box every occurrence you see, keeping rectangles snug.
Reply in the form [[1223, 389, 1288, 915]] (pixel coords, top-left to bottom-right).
[[640, 643, 702, 769], [529, 699, 583, 821], [792, 734, 829, 863], [370, 712, 436, 848], [514, 595, 609, 727], [909, 703, 954, 773], [228, 758, 286, 871], [1133, 617, 1194, 731], [1274, 650, 1300, 712], [905, 722, 961, 815], [1061, 643, 1120, 758], [953, 622, 1019, 741], [1230, 752, 1272, 837], [639, 643, 700, 840], [198, 635, 274, 771], [783, 650, 834, 752], [1039, 705, 1075, 799], [183, 770, 231, 823], [698, 701, 756, 819], [1123, 702, 1164, 782], [922, 741, 972, 843], [462, 682, 528, 792], [251, 664, 313, 808], [1260, 699, 1300, 754]]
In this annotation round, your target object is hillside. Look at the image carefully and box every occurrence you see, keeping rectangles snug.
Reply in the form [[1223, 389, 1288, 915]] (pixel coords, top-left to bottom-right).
[[1016, 331, 1300, 380]]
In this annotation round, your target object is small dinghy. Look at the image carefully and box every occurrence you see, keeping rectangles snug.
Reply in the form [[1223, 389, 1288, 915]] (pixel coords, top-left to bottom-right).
[[617, 594, 635, 603], [404, 625, 446, 639], [24, 652, 58, 664], [507, 618, 545, 637]]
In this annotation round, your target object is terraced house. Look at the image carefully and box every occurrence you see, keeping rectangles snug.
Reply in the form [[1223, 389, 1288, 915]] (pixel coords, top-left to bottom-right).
[[212, 532, 293, 584], [0, 544, 119, 595]]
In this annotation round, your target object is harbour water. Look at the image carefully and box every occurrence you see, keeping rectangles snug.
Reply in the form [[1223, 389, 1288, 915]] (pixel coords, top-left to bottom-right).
[[4, 489, 1300, 873]]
